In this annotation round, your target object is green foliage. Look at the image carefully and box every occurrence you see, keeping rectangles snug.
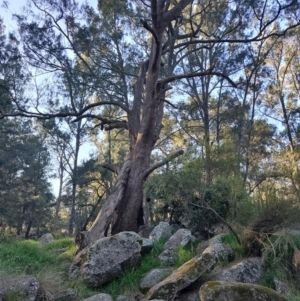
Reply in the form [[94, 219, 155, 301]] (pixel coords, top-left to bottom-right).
[[222, 233, 245, 258], [145, 155, 252, 237], [0, 236, 75, 299], [260, 233, 300, 294], [174, 243, 196, 268]]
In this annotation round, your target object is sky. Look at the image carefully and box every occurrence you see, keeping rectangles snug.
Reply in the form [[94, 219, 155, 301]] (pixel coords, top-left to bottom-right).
[[1, 0, 99, 196]]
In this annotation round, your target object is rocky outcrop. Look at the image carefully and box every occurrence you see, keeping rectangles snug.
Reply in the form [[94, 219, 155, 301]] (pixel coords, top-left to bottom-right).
[[140, 268, 174, 293], [149, 222, 173, 241], [69, 232, 151, 287], [144, 233, 235, 301], [39, 233, 54, 247], [204, 257, 264, 284], [199, 281, 286, 301], [0, 275, 40, 301]]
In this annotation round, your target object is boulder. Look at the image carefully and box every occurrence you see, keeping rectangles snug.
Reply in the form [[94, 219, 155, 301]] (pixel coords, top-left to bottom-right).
[[144, 252, 216, 300], [196, 234, 226, 255], [204, 257, 264, 284], [145, 233, 235, 300], [163, 229, 196, 250], [158, 248, 177, 266], [39, 233, 54, 246], [138, 225, 155, 239], [116, 231, 153, 254], [140, 268, 174, 293], [202, 243, 235, 262], [82, 293, 113, 301], [199, 281, 286, 301], [149, 222, 173, 241], [0, 275, 40, 301], [69, 232, 144, 287]]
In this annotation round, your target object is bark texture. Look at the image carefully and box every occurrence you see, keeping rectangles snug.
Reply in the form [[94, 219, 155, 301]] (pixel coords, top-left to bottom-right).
[[75, 0, 191, 251]]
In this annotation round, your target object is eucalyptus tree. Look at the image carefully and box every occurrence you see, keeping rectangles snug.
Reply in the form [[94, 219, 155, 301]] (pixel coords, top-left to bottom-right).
[[1, 0, 299, 250], [261, 31, 300, 194]]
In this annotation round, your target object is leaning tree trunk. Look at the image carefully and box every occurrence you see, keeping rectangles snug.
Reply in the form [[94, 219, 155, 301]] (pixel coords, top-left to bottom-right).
[[75, 0, 191, 252]]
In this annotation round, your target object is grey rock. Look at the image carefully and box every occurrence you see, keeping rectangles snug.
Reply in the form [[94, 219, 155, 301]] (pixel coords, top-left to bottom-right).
[[199, 281, 286, 301], [144, 252, 217, 300], [196, 234, 226, 255], [54, 288, 77, 301], [202, 243, 235, 262], [144, 234, 236, 301], [149, 222, 173, 241], [140, 268, 174, 293], [117, 231, 153, 254], [39, 233, 54, 246], [274, 277, 289, 296], [204, 257, 264, 284], [69, 232, 142, 287], [164, 229, 195, 250], [158, 249, 177, 266], [0, 275, 40, 301], [82, 293, 113, 301], [138, 225, 155, 239], [210, 223, 229, 236], [115, 295, 135, 301]]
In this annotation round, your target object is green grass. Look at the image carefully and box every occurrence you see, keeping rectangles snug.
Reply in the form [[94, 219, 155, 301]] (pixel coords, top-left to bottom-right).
[[259, 232, 300, 297], [0, 237, 75, 299], [0, 236, 178, 299], [222, 232, 245, 258]]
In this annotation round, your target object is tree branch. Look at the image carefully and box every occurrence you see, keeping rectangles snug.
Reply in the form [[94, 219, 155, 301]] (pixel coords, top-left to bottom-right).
[[190, 202, 241, 245], [143, 149, 184, 179], [159, 70, 237, 88], [100, 163, 120, 174], [141, 19, 160, 45]]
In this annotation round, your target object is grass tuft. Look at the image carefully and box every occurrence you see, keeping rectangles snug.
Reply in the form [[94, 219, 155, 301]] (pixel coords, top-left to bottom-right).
[[222, 232, 244, 258]]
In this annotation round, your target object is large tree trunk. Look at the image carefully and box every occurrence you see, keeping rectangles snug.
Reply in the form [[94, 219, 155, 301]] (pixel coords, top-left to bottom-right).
[[75, 0, 190, 252]]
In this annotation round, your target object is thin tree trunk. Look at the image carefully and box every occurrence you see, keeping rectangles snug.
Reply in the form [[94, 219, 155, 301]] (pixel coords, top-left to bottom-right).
[[53, 153, 64, 232], [68, 121, 81, 236]]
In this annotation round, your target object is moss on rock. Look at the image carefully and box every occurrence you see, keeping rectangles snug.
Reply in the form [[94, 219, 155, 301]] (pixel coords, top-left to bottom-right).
[[199, 281, 286, 301], [144, 253, 216, 300]]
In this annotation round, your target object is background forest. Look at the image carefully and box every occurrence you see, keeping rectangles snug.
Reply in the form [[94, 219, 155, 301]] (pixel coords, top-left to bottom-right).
[[0, 0, 300, 241]]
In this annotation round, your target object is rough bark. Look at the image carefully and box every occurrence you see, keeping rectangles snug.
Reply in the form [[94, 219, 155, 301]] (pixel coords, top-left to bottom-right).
[[75, 155, 131, 251], [75, 0, 191, 252]]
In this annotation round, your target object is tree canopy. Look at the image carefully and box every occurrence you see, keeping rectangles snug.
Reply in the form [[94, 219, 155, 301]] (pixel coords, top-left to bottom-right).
[[0, 0, 300, 246]]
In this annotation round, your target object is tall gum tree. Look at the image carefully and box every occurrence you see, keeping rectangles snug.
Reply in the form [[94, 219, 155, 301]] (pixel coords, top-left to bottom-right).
[[1, 0, 300, 251]]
